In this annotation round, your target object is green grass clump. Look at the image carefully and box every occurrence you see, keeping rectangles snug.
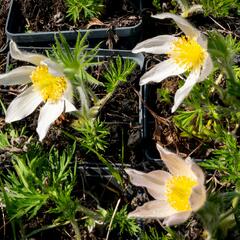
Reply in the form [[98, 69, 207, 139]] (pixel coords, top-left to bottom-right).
[[200, 0, 240, 17]]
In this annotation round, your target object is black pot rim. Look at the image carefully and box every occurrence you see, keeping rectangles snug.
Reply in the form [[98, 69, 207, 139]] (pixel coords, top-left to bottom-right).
[[5, 0, 143, 46]]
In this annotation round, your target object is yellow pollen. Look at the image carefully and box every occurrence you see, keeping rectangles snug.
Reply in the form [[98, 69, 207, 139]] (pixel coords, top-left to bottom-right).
[[165, 176, 197, 211], [31, 65, 67, 102], [169, 36, 206, 70]]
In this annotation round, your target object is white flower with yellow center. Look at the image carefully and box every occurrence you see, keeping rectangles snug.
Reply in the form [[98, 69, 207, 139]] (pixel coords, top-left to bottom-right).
[[0, 41, 76, 141], [132, 13, 213, 112], [125, 144, 206, 226]]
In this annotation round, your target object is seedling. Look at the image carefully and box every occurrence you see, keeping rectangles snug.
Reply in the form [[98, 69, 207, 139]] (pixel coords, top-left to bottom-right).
[[65, 0, 104, 23]]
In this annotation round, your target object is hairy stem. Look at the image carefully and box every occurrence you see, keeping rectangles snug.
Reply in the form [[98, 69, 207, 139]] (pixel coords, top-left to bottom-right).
[[70, 218, 81, 240]]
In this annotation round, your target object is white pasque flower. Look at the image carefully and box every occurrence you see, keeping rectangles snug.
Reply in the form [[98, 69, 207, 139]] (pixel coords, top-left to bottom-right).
[[132, 13, 213, 112], [125, 144, 206, 226], [0, 41, 76, 141]]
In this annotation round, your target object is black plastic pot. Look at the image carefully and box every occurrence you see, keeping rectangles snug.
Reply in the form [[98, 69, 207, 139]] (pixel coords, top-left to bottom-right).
[[6, 0, 143, 49], [76, 162, 144, 240], [141, 84, 161, 162], [141, 84, 205, 165]]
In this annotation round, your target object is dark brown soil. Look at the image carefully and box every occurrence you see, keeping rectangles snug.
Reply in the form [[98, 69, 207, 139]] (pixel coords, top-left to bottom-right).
[[141, 3, 240, 41], [0, 0, 10, 49], [0, 54, 6, 73], [17, 0, 141, 32]]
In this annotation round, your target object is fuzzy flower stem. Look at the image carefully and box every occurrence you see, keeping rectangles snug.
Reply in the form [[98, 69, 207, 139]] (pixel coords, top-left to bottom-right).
[[219, 195, 239, 222], [70, 218, 81, 240]]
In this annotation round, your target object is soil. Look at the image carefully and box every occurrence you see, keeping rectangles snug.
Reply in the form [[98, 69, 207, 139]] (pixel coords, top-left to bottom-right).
[[141, 2, 240, 40], [0, 54, 6, 73], [16, 0, 141, 32], [0, 0, 10, 49]]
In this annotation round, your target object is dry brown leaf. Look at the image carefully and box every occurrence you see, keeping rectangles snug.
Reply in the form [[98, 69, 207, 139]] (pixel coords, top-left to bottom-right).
[[86, 18, 105, 29]]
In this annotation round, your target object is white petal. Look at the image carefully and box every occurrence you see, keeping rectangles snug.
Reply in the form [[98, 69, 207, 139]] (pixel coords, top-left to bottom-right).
[[125, 168, 171, 200], [172, 68, 201, 112], [140, 59, 185, 85], [64, 80, 74, 103], [10, 41, 47, 66], [152, 13, 200, 38], [128, 200, 177, 219], [132, 35, 177, 54], [163, 211, 191, 226], [156, 144, 195, 179], [5, 86, 42, 123], [0, 66, 35, 86], [42, 59, 64, 76], [64, 99, 77, 112], [199, 54, 214, 82], [186, 158, 205, 185], [37, 101, 64, 141], [190, 184, 206, 211], [197, 34, 208, 49]]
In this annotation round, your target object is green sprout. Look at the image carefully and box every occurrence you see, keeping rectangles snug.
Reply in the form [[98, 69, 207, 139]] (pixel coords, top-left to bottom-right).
[[51, 32, 102, 112], [0, 130, 10, 149], [200, 0, 240, 17], [140, 227, 183, 240], [0, 143, 99, 240], [200, 131, 240, 184], [157, 87, 172, 105], [152, 0, 161, 11], [72, 117, 109, 152], [65, 0, 104, 23], [104, 205, 140, 237], [104, 56, 137, 93]]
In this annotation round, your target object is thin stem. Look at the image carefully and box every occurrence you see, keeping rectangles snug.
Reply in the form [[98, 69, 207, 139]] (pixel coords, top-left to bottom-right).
[[106, 198, 121, 240], [210, 73, 223, 93], [70, 218, 81, 240], [176, 0, 189, 11], [226, 65, 237, 84], [220, 195, 240, 222], [77, 204, 102, 221], [25, 221, 70, 238]]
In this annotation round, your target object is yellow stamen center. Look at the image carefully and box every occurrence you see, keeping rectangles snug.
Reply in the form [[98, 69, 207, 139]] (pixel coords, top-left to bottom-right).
[[165, 176, 197, 211], [169, 36, 206, 70], [31, 65, 67, 102]]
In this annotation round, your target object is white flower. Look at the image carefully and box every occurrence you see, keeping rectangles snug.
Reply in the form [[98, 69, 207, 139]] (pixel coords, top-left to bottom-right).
[[132, 13, 213, 112], [125, 144, 206, 226], [0, 41, 76, 141]]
